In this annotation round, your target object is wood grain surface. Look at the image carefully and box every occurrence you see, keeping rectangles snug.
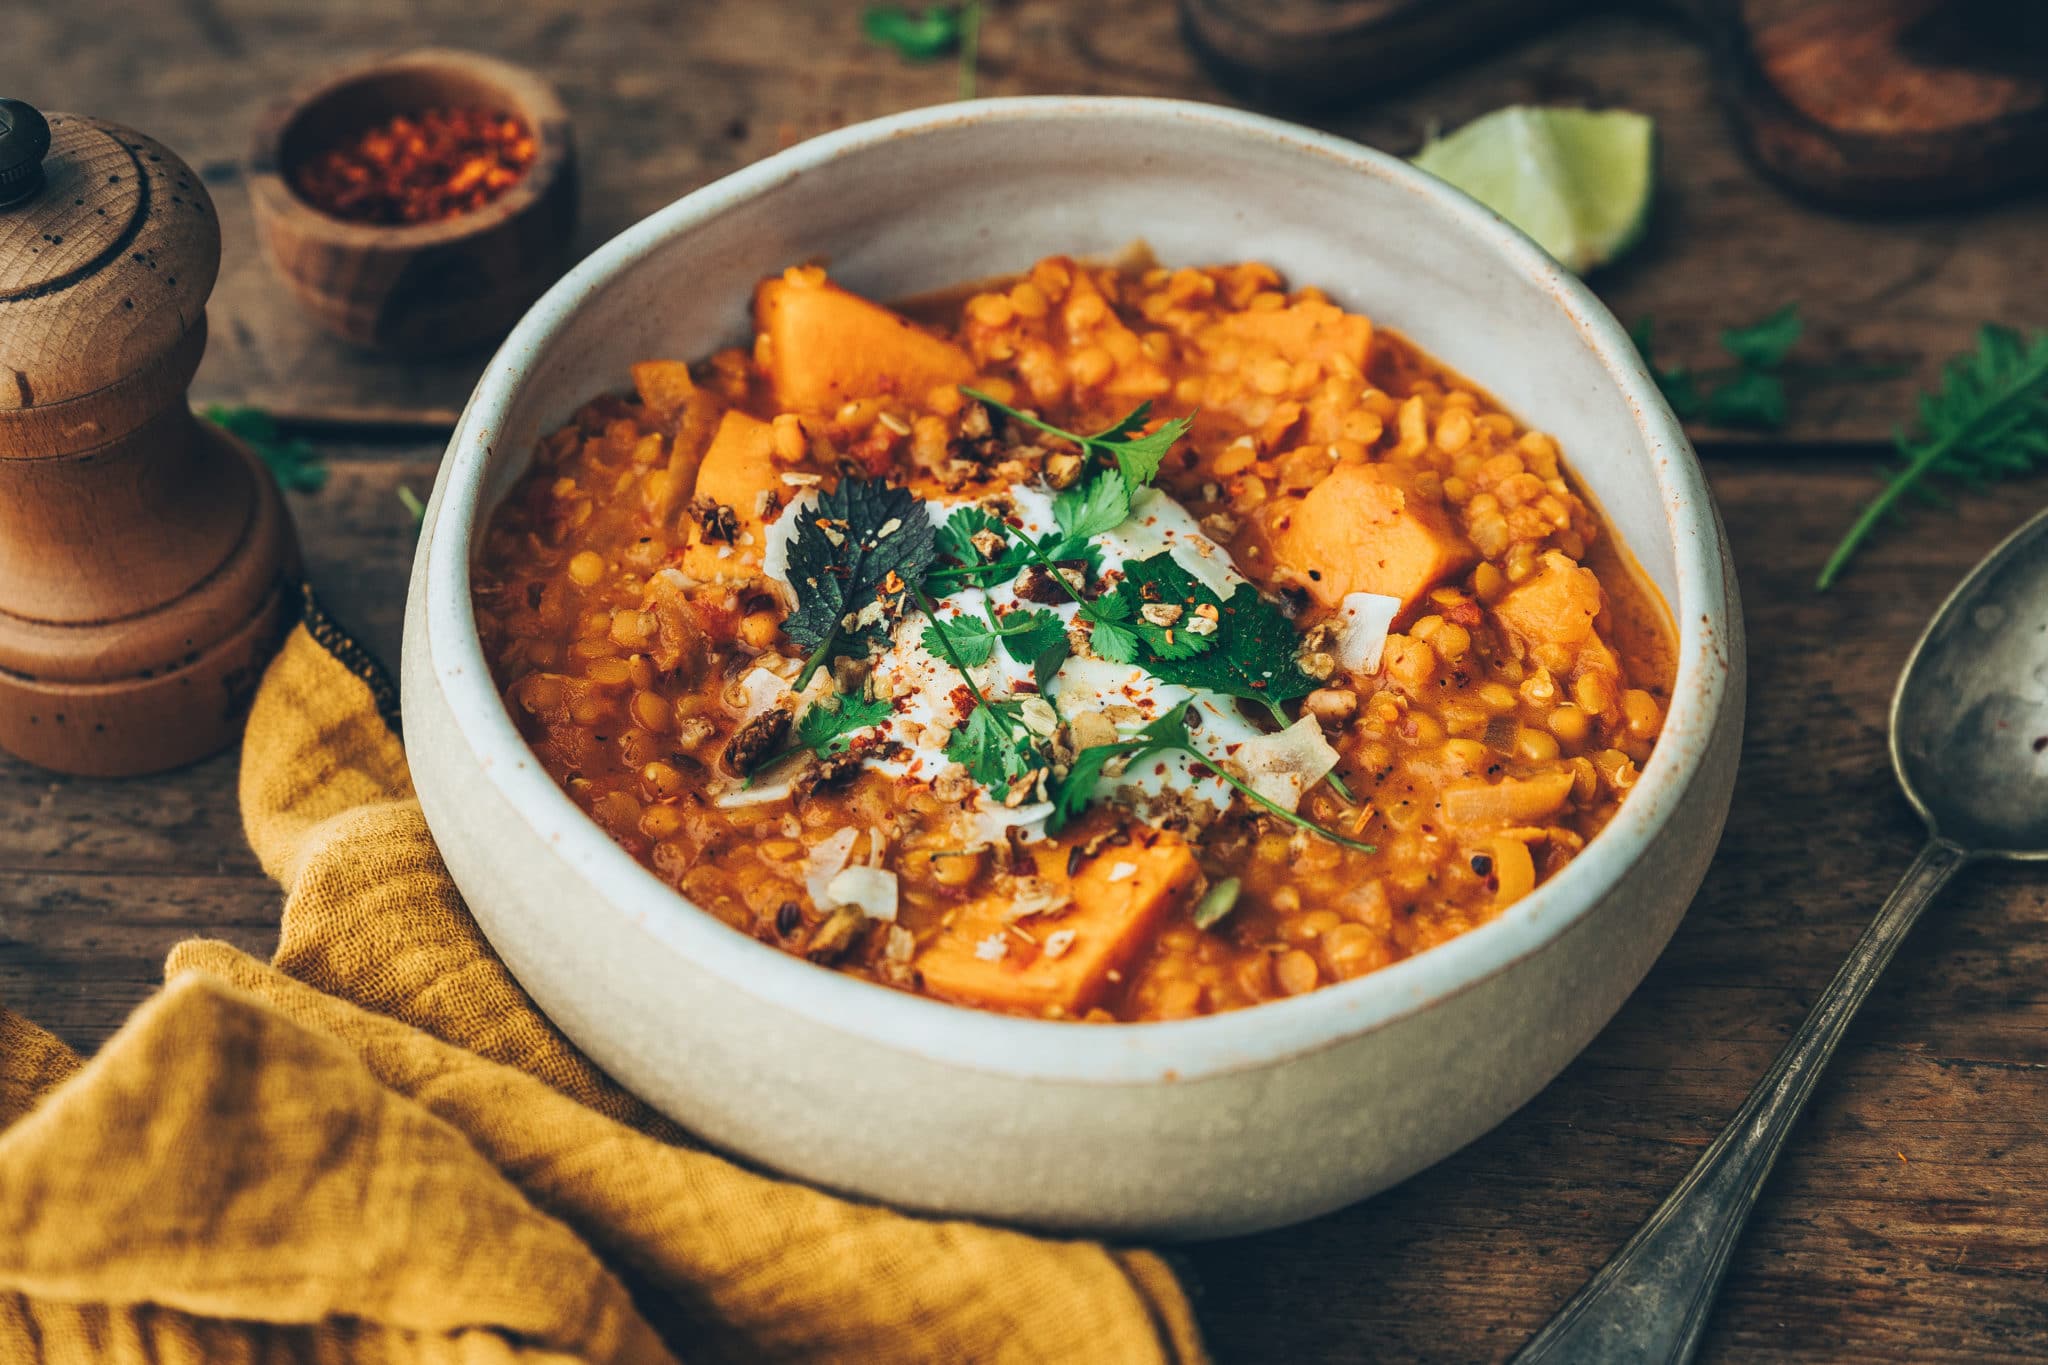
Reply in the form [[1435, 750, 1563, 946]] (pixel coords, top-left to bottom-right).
[[1, 2, 2044, 1361]]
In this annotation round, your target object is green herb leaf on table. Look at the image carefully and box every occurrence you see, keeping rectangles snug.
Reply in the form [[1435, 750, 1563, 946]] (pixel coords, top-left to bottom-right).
[[860, 5, 960, 60], [396, 485, 426, 525], [783, 478, 937, 688], [1718, 303, 1803, 368], [1818, 325, 2048, 590], [796, 691, 893, 758], [204, 404, 327, 493], [861, 1, 981, 100], [1700, 368, 1787, 430]]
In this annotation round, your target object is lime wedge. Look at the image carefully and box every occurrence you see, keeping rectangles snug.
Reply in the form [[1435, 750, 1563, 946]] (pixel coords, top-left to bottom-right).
[[1412, 106, 1656, 274]]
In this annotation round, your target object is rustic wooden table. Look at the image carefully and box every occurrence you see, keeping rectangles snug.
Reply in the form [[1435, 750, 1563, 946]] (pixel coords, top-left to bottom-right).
[[4, 3, 2045, 1360]]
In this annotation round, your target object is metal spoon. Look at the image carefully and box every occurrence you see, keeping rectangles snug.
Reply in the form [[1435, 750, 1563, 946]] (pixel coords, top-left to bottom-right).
[[1514, 505, 2048, 1364]]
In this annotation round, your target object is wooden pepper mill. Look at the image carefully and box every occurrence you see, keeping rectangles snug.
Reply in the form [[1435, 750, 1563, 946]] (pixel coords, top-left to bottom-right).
[[0, 97, 299, 776]]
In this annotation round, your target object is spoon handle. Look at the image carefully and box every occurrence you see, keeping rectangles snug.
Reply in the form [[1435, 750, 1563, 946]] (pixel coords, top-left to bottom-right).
[[1511, 838, 1968, 1365]]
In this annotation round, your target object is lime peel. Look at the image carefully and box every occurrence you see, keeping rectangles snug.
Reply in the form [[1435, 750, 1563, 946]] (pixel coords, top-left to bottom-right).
[[1412, 106, 1656, 275]]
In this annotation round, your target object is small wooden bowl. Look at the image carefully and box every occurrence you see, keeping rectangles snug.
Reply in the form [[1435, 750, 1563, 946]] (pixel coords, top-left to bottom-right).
[[248, 49, 577, 355]]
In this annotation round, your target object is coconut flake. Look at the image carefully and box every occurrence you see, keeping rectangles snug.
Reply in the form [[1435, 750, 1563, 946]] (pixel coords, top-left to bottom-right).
[[1225, 716, 1341, 812], [1042, 928, 1077, 960], [974, 933, 1010, 962], [761, 489, 818, 603], [826, 865, 899, 921], [804, 827, 861, 907], [1334, 591, 1402, 676]]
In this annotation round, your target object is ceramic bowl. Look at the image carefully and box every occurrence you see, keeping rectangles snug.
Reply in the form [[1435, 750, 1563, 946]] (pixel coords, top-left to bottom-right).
[[402, 97, 1744, 1239]]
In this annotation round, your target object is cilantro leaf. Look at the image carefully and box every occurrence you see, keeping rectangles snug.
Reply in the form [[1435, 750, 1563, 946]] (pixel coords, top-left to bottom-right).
[[1096, 553, 1220, 660], [963, 387, 1197, 533], [1141, 583, 1317, 705], [1719, 303, 1802, 369], [796, 691, 893, 758], [1105, 409, 1195, 492], [1031, 635, 1070, 692], [999, 607, 1067, 666], [1052, 472, 1130, 543], [946, 700, 1035, 789], [1088, 617, 1141, 663], [1047, 699, 1374, 852], [860, 5, 960, 60], [932, 506, 1027, 588], [1046, 701, 1194, 834], [921, 612, 997, 667], [783, 478, 936, 685]]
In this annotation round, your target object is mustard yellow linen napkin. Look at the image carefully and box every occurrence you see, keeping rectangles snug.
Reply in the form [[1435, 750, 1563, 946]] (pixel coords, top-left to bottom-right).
[[0, 606, 1207, 1364]]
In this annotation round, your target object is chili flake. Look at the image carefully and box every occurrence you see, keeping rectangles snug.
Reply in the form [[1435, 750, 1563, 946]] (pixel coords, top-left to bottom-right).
[[293, 108, 536, 225]]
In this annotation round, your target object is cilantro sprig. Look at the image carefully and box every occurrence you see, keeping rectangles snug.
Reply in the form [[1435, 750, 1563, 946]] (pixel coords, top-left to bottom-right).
[[920, 604, 1066, 668], [1047, 701, 1374, 852], [962, 388, 1196, 520], [782, 478, 936, 689], [861, 1, 982, 100], [1818, 325, 2048, 589], [796, 690, 893, 759], [1631, 305, 1904, 431]]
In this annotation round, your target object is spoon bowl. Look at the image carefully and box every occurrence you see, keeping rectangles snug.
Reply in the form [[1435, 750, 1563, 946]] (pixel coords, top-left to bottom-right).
[[1893, 506, 2048, 859]]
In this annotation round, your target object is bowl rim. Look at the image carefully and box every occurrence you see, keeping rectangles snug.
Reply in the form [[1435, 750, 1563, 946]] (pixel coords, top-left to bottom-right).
[[417, 95, 1732, 1087]]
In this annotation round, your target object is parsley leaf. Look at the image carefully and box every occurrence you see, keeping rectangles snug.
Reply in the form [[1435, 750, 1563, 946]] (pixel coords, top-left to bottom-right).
[[1819, 325, 2048, 589], [1094, 553, 1220, 660], [860, 5, 960, 60], [783, 478, 936, 687], [796, 691, 893, 758], [205, 404, 327, 493]]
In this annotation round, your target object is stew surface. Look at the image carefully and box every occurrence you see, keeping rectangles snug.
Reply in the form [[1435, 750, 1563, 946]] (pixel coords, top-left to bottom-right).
[[473, 256, 1676, 1022]]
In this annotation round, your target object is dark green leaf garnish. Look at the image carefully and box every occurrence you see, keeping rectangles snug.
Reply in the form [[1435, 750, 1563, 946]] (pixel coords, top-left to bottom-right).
[[1092, 552, 1221, 661], [783, 478, 936, 688]]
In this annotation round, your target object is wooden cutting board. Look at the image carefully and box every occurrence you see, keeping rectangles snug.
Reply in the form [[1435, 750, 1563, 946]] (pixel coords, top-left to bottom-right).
[[1181, 0, 2048, 207]]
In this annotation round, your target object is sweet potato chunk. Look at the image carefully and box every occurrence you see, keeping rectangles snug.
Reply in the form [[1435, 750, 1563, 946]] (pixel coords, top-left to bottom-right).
[[630, 360, 697, 417], [640, 569, 712, 682], [1273, 461, 1477, 611], [671, 411, 777, 583], [1494, 553, 1604, 650], [755, 273, 973, 411], [917, 829, 1200, 1015], [1440, 769, 1575, 829]]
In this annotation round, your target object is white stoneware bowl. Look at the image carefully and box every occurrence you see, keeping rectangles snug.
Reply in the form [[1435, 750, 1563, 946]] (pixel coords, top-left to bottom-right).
[[403, 97, 1744, 1240]]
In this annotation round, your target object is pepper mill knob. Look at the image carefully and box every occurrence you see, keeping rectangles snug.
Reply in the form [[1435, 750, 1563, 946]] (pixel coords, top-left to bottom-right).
[[0, 100, 52, 208], [0, 102, 300, 775]]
